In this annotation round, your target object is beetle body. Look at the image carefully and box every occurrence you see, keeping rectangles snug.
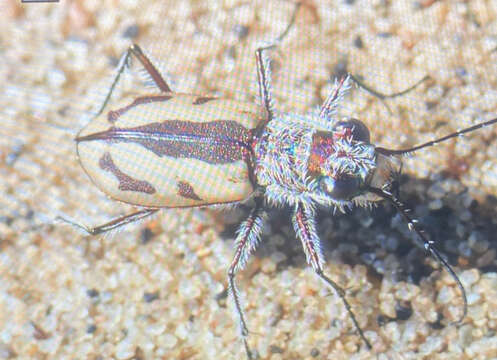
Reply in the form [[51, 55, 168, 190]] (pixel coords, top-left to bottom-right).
[[77, 93, 262, 208], [78, 91, 398, 210]]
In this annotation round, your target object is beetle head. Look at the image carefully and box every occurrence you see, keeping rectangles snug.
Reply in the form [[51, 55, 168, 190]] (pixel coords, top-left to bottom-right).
[[309, 118, 399, 207]]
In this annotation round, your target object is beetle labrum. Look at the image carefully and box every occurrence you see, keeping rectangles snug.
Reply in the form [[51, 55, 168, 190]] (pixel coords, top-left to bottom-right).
[[65, 7, 497, 359]]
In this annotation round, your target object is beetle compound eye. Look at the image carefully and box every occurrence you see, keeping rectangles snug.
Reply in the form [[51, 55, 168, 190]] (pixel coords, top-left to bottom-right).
[[319, 175, 361, 200], [333, 118, 370, 143]]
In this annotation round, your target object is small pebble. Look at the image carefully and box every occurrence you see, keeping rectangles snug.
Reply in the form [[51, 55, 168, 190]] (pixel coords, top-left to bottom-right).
[[354, 35, 363, 48], [476, 249, 496, 268], [143, 291, 159, 303], [86, 324, 97, 334], [232, 24, 249, 39], [467, 231, 489, 253], [459, 269, 480, 287], [428, 199, 443, 210], [161, 334, 178, 349], [122, 24, 139, 38], [86, 289, 99, 298], [458, 241, 472, 258], [395, 303, 413, 320], [115, 339, 135, 360], [427, 183, 447, 199]]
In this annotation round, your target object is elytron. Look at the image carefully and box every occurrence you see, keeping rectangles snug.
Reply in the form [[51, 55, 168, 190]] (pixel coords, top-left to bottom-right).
[[64, 5, 497, 358]]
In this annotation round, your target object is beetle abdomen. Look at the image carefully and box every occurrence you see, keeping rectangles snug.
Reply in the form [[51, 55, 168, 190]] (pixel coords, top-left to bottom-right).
[[77, 94, 263, 207]]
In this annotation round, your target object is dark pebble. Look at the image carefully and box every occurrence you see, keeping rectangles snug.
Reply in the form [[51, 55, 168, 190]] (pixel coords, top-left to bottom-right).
[[143, 291, 159, 303]]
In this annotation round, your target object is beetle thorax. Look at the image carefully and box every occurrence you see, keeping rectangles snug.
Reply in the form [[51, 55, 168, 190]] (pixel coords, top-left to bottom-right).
[[253, 116, 314, 195]]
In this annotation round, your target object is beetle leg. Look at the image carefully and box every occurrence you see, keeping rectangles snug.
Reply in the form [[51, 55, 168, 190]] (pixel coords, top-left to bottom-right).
[[95, 44, 171, 117], [292, 203, 372, 349], [319, 73, 429, 126], [255, 2, 300, 126], [128, 44, 172, 93], [56, 208, 159, 236], [228, 198, 267, 359], [319, 75, 352, 127], [255, 44, 275, 124], [349, 73, 430, 115], [349, 74, 429, 102]]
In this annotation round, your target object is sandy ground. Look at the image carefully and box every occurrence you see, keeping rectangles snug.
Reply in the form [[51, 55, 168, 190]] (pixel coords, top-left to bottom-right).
[[1, 0, 497, 359]]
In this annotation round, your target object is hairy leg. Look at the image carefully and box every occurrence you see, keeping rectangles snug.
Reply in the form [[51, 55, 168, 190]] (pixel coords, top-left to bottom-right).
[[228, 198, 267, 359], [292, 202, 372, 349]]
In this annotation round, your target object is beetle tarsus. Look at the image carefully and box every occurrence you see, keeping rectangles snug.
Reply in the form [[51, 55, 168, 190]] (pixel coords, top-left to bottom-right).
[[348, 73, 430, 114], [56, 209, 158, 236]]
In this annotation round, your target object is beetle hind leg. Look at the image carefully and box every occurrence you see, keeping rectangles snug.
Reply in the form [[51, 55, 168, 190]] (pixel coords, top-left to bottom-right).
[[56, 208, 159, 236], [129, 44, 172, 93], [228, 199, 267, 359], [319, 75, 352, 126], [95, 44, 172, 117]]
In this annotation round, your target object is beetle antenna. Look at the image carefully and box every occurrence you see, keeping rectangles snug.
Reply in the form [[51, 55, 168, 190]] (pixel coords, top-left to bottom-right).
[[366, 186, 468, 324], [376, 117, 497, 156]]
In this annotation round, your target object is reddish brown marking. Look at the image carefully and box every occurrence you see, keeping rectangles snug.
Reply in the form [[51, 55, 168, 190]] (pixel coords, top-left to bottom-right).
[[177, 181, 202, 201], [227, 176, 242, 183], [99, 152, 156, 194], [295, 209, 309, 239], [192, 96, 217, 105], [78, 120, 254, 165], [107, 95, 173, 123], [130, 45, 171, 93], [295, 207, 320, 267], [307, 131, 335, 176]]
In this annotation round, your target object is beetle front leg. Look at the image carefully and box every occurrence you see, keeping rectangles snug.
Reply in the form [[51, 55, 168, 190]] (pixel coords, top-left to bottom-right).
[[57, 208, 159, 236], [228, 198, 267, 359], [348, 73, 429, 115], [319, 75, 351, 127], [292, 203, 372, 349]]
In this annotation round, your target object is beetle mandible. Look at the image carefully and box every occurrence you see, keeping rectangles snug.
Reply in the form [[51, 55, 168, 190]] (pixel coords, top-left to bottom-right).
[[65, 4, 497, 358]]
